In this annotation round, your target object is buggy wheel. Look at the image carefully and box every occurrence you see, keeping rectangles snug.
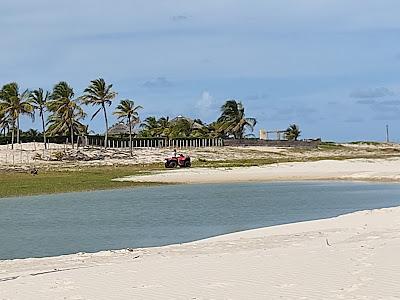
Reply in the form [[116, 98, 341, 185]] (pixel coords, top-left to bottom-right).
[[184, 160, 191, 168], [169, 161, 177, 168]]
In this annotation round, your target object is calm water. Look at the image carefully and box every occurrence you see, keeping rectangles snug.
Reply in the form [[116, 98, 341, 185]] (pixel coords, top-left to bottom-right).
[[1, 181, 400, 260]]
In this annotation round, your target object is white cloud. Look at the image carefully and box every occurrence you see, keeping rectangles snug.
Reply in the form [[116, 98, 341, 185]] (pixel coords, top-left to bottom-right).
[[350, 87, 395, 98], [195, 91, 216, 121], [142, 77, 173, 89]]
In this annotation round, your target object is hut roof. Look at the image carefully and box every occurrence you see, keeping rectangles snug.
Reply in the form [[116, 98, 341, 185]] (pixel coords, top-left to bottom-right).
[[170, 115, 205, 129], [108, 122, 138, 135]]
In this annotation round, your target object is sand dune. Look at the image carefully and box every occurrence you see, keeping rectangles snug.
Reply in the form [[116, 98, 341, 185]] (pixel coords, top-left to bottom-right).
[[1, 207, 400, 299], [116, 157, 400, 184]]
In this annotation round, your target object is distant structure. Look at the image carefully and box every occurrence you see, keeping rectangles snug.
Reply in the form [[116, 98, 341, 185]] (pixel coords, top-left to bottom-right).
[[259, 129, 287, 140], [170, 115, 205, 129], [386, 124, 390, 143], [259, 129, 267, 140], [108, 122, 138, 136]]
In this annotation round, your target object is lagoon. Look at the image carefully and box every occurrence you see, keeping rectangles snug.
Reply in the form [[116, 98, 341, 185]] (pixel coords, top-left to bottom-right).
[[1, 181, 400, 260]]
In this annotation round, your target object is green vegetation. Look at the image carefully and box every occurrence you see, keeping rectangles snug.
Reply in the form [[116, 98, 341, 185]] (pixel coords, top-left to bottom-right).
[[285, 124, 301, 141], [113, 99, 142, 157], [80, 78, 117, 148], [3, 146, 400, 199], [29, 88, 50, 148], [318, 142, 346, 150], [137, 100, 257, 139], [0, 82, 34, 147], [216, 100, 257, 139], [47, 81, 86, 149], [0, 79, 262, 147], [0, 164, 164, 198], [349, 141, 384, 145]]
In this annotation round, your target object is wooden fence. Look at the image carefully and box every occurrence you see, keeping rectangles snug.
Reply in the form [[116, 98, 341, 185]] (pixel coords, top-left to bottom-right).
[[81, 137, 224, 149]]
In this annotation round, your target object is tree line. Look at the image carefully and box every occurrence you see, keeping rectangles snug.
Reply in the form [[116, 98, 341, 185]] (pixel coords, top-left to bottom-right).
[[0, 78, 259, 153]]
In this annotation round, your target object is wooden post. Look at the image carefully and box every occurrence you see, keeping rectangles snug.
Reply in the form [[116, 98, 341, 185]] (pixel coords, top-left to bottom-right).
[[386, 125, 390, 143]]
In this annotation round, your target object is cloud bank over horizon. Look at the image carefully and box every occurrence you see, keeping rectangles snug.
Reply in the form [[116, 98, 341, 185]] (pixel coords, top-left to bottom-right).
[[1, 0, 400, 141]]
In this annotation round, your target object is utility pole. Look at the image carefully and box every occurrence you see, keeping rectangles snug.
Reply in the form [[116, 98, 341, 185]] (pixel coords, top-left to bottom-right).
[[386, 124, 390, 143]]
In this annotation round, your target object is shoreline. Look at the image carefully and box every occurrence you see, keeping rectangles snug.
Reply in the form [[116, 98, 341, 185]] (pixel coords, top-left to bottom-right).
[[2, 157, 400, 199], [1, 206, 400, 299], [115, 157, 400, 184], [1, 204, 398, 262], [2, 142, 400, 198]]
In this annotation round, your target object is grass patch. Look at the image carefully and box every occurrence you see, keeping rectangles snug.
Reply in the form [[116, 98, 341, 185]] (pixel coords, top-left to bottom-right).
[[349, 141, 384, 145], [318, 142, 347, 151], [0, 164, 164, 199]]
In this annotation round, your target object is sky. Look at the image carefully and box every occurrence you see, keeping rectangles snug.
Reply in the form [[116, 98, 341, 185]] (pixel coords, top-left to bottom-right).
[[1, 0, 400, 142]]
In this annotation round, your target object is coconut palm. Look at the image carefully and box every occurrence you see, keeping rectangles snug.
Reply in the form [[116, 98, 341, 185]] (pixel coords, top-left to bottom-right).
[[169, 118, 192, 138], [285, 124, 301, 141], [80, 78, 117, 149], [0, 112, 10, 137], [30, 88, 50, 148], [113, 99, 142, 156], [139, 116, 160, 137], [217, 100, 256, 139], [48, 82, 86, 148], [157, 116, 171, 137], [46, 107, 87, 141], [24, 128, 40, 139], [0, 83, 34, 148]]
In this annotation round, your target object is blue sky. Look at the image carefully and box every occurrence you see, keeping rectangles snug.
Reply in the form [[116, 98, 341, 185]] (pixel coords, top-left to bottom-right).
[[1, 0, 400, 141]]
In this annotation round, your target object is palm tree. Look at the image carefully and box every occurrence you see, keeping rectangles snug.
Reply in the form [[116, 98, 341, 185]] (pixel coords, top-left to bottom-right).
[[30, 88, 50, 148], [217, 100, 256, 139], [169, 118, 192, 138], [80, 78, 117, 149], [285, 124, 301, 141], [0, 112, 10, 137], [48, 81, 86, 148], [113, 99, 142, 156], [25, 128, 40, 139], [139, 116, 160, 137], [0, 83, 34, 148], [157, 117, 170, 137], [46, 107, 87, 142]]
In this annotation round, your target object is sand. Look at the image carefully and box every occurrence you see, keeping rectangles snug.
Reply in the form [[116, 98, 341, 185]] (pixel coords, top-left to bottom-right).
[[116, 157, 400, 184], [2, 143, 400, 299], [1, 142, 400, 170], [1, 207, 400, 299]]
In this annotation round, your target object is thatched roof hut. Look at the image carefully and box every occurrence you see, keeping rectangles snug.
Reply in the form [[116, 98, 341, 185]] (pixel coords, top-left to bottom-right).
[[108, 122, 138, 136], [170, 115, 205, 129]]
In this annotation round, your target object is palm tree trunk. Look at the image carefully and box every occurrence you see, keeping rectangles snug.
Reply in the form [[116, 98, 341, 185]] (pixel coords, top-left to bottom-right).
[[11, 121, 15, 150], [41, 111, 47, 149], [129, 116, 132, 157], [70, 125, 74, 149], [102, 103, 108, 149], [16, 117, 20, 144]]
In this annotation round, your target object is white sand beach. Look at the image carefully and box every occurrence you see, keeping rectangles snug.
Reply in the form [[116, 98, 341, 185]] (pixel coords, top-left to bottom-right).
[[116, 157, 400, 184], [1, 143, 400, 299], [1, 207, 399, 299], [1, 142, 400, 170]]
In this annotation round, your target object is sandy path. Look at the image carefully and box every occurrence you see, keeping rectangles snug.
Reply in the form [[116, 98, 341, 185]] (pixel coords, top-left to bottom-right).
[[115, 157, 400, 184], [1, 207, 399, 299]]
